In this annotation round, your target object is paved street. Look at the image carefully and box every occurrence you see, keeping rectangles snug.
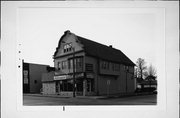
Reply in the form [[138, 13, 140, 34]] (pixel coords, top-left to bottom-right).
[[23, 94, 157, 106]]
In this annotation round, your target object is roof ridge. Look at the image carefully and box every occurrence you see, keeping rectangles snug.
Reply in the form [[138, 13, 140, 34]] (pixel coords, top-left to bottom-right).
[[77, 35, 121, 51]]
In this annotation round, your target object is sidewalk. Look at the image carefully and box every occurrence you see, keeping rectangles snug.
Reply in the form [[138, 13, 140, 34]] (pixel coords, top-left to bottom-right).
[[23, 93, 108, 99], [24, 93, 71, 98], [23, 93, 118, 99]]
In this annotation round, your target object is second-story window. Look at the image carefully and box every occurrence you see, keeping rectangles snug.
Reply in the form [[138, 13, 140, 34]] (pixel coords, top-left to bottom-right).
[[68, 59, 73, 69], [62, 61, 67, 69], [114, 63, 120, 71], [58, 62, 61, 70], [76, 58, 83, 69], [86, 63, 93, 72], [63, 43, 72, 53], [124, 65, 129, 71], [68, 58, 83, 70], [101, 61, 109, 70]]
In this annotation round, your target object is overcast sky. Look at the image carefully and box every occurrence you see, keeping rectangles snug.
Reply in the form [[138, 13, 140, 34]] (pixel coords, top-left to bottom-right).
[[18, 8, 159, 67]]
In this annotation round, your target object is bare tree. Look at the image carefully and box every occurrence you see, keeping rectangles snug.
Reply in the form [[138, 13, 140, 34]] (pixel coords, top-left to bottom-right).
[[146, 64, 157, 80], [134, 67, 138, 78], [136, 58, 147, 79]]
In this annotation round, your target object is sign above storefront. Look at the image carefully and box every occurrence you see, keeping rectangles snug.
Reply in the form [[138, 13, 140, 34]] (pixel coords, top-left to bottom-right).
[[54, 75, 67, 80], [68, 73, 84, 79], [23, 70, 28, 84], [54, 73, 84, 80]]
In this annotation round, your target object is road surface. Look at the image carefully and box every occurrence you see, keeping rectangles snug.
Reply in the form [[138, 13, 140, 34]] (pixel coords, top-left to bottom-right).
[[23, 94, 157, 106]]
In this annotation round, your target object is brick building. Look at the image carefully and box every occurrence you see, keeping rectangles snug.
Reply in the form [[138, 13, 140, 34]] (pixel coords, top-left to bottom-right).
[[23, 61, 50, 93]]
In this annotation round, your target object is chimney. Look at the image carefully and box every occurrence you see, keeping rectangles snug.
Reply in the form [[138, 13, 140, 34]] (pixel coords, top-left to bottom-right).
[[109, 45, 113, 48]]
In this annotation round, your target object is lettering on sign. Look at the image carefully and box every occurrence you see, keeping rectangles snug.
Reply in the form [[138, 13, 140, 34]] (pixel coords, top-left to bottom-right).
[[54, 73, 84, 80], [24, 78, 28, 84], [23, 70, 28, 84], [54, 75, 66, 80], [67, 73, 84, 79], [23, 70, 28, 76]]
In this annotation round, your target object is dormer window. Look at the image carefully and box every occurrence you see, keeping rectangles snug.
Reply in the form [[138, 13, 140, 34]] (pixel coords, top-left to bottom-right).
[[63, 43, 72, 53]]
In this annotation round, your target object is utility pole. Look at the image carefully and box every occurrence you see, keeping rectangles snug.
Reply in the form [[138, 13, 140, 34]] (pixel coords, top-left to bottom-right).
[[126, 69, 127, 94], [125, 66, 128, 95], [72, 47, 76, 97]]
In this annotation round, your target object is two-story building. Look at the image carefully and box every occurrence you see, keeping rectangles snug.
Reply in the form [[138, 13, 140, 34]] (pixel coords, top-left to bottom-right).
[[23, 61, 52, 93], [42, 30, 136, 96]]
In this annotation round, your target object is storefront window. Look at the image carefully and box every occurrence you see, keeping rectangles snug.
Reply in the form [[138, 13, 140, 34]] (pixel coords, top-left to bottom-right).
[[67, 80, 73, 91], [59, 80, 73, 91], [87, 79, 94, 92], [56, 78, 84, 92], [76, 79, 83, 92]]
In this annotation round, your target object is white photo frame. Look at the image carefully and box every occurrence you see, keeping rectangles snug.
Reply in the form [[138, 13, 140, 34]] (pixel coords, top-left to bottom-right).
[[1, 1, 179, 118]]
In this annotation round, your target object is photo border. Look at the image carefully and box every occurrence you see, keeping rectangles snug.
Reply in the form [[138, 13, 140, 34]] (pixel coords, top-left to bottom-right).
[[1, 1, 179, 118]]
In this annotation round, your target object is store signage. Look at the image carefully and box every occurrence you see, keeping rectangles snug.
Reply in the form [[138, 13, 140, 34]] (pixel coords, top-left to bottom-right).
[[68, 73, 84, 79], [54, 75, 67, 80], [23, 70, 28, 84], [54, 73, 84, 80]]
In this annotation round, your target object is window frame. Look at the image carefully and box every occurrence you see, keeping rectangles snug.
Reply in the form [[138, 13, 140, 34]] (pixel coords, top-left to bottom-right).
[[63, 43, 72, 53]]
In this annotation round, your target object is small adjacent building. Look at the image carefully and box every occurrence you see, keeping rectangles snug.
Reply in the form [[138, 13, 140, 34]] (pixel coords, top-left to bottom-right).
[[42, 30, 136, 96], [136, 76, 157, 92], [23, 61, 51, 93]]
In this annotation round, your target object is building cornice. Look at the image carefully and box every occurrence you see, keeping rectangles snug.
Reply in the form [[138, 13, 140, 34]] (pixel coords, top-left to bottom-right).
[[53, 50, 84, 59]]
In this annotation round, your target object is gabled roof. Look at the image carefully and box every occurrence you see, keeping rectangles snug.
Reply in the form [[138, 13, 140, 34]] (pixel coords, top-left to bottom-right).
[[54, 30, 135, 66], [77, 36, 135, 66], [53, 31, 69, 57]]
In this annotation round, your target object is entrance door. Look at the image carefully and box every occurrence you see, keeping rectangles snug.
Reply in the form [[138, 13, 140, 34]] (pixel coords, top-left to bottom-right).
[[87, 79, 94, 92], [56, 81, 61, 94]]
